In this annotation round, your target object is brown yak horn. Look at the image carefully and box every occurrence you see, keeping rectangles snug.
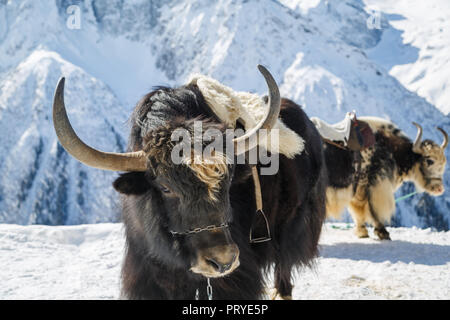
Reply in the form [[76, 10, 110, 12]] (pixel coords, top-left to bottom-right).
[[233, 65, 281, 155], [411, 122, 423, 154], [52, 77, 147, 172], [437, 127, 448, 149]]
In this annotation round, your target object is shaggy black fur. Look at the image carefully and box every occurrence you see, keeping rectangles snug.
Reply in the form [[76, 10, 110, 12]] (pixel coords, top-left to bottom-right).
[[323, 143, 357, 189], [113, 82, 327, 300]]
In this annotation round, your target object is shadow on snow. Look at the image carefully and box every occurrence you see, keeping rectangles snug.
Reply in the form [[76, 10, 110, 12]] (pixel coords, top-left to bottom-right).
[[320, 240, 450, 266]]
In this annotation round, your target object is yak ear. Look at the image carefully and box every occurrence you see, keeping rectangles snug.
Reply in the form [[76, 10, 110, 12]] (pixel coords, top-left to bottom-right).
[[113, 172, 152, 195]]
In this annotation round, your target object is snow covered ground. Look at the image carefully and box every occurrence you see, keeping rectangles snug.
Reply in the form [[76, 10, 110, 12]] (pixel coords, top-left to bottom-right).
[[0, 223, 122, 299], [1, 222, 448, 300]]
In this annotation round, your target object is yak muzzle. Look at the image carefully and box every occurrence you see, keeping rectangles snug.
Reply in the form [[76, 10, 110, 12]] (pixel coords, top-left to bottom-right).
[[190, 244, 240, 278], [427, 180, 445, 196]]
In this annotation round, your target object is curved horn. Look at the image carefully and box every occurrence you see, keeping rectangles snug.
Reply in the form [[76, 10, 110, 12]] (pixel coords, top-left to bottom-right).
[[412, 122, 423, 154], [52, 77, 147, 172], [437, 127, 448, 149], [233, 65, 281, 155]]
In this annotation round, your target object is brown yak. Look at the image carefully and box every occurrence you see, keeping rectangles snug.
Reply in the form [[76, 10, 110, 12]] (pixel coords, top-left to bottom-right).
[[325, 117, 448, 240]]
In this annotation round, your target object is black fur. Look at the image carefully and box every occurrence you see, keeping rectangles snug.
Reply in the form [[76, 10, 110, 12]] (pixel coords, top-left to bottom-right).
[[323, 143, 357, 189], [114, 84, 327, 299], [113, 172, 152, 195]]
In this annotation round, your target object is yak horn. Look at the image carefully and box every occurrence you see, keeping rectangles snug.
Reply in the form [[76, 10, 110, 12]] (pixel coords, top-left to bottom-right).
[[412, 122, 423, 154], [233, 65, 281, 155], [437, 127, 448, 149], [52, 77, 148, 172]]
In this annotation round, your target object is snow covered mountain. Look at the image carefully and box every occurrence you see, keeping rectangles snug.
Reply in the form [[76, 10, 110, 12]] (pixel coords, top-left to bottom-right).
[[0, 0, 448, 229], [365, 0, 450, 116]]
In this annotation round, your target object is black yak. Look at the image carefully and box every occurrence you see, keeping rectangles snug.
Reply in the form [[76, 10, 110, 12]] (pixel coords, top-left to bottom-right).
[[52, 66, 326, 299]]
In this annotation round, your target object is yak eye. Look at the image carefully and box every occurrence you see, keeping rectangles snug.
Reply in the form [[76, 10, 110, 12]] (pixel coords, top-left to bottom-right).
[[157, 183, 172, 194], [426, 159, 434, 166], [161, 186, 171, 194]]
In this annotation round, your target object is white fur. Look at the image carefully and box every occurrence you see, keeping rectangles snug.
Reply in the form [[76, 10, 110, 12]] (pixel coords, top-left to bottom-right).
[[357, 116, 406, 136], [325, 186, 353, 219], [188, 74, 304, 158]]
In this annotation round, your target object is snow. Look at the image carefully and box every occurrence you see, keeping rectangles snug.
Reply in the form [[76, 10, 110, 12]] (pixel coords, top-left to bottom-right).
[[0, 223, 123, 299], [292, 224, 450, 299], [1, 222, 448, 300], [365, 0, 450, 115]]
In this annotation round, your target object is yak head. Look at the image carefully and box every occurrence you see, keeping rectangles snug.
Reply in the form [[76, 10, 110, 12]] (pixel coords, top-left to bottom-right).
[[410, 122, 448, 196], [116, 118, 240, 278], [52, 65, 280, 278]]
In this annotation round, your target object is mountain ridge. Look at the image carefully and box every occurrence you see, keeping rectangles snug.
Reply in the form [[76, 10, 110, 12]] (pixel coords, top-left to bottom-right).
[[0, 0, 448, 229]]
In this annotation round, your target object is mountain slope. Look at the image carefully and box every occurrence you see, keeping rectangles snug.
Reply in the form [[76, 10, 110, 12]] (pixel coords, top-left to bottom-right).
[[0, 49, 128, 224], [0, 0, 448, 228], [365, 0, 450, 116]]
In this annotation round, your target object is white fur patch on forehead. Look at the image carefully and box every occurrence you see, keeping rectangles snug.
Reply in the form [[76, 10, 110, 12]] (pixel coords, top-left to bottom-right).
[[188, 74, 304, 158], [188, 74, 241, 127]]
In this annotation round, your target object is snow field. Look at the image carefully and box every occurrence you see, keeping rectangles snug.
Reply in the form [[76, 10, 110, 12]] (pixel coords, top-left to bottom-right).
[[1, 223, 448, 300]]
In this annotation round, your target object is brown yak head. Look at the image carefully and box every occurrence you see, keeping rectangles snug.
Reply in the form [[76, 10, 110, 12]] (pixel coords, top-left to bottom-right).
[[411, 122, 448, 196]]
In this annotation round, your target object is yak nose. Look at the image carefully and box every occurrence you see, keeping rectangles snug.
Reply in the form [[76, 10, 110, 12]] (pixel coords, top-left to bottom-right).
[[205, 255, 236, 273], [191, 244, 240, 278], [434, 185, 444, 194]]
